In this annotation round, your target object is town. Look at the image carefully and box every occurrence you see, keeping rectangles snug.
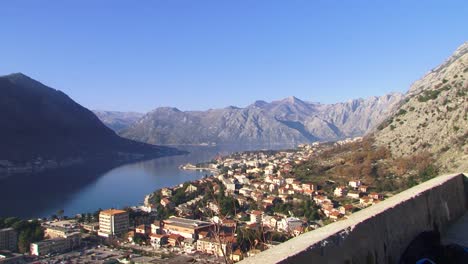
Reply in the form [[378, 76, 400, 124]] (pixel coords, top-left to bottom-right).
[[0, 138, 389, 264]]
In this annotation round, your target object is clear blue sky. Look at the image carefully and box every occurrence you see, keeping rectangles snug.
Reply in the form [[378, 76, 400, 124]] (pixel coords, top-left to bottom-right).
[[1, 1, 467, 112]]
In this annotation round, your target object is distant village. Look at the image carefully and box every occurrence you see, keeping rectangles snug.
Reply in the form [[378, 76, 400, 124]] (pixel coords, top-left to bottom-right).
[[0, 137, 388, 264]]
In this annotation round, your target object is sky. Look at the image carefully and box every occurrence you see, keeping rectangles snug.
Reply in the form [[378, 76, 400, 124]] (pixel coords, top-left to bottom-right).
[[1, 1, 467, 112]]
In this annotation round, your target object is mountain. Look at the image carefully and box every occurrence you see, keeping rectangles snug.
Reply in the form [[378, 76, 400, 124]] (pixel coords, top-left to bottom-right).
[[374, 42, 468, 172], [93, 110, 143, 132], [0, 73, 181, 172], [119, 94, 403, 146]]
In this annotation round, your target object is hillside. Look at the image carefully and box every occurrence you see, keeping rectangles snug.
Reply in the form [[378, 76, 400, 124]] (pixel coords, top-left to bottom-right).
[[119, 94, 403, 146], [0, 73, 181, 172], [374, 42, 468, 172], [93, 110, 143, 132]]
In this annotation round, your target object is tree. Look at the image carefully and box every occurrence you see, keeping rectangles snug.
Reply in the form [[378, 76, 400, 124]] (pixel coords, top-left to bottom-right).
[[57, 209, 65, 219]]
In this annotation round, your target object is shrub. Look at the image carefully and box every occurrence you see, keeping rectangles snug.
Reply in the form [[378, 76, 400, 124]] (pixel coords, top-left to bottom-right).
[[418, 90, 441, 102], [396, 109, 407, 116]]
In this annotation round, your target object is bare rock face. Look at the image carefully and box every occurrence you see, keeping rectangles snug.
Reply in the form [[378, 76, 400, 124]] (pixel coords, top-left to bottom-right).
[[374, 42, 468, 172], [119, 94, 403, 146]]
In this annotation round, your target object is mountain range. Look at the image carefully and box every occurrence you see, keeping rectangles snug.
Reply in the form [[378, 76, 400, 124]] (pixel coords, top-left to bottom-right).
[[0, 73, 181, 173], [113, 94, 403, 146], [93, 110, 143, 132]]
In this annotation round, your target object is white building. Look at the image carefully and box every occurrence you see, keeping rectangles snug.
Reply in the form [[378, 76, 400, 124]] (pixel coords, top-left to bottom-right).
[[98, 209, 129, 237], [278, 217, 303, 233]]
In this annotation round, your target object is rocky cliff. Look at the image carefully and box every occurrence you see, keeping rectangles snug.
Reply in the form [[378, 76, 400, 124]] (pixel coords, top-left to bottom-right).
[[374, 42, 468, 172]]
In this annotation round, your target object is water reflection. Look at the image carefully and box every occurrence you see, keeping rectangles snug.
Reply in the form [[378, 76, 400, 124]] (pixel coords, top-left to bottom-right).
[[0, 144, 294, 218]]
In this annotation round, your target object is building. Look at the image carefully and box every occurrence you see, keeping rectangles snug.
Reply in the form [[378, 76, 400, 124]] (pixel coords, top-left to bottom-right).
[[44, 226, 74, 239], [278, 217, 303, 233], [151, 221, 163, 235], [98, 209, 129, 237], [0, 228, 17, 251], [230, 248, 244, 262], [347, 191, 360, 199], [135, 225, 150, 235], [160, 198, 174, 208], [82, 222, 99, 232], [163, 217, 213, 239], [249, 211, 263, 224], [348, 180, 362, 188], [168, 234, 184, 247], [0, 250, 24, 264], [149, 234, 168, 248], [30, 234, 80, 256], [196, 236, 236, 257], [334, 186, 348, 197]]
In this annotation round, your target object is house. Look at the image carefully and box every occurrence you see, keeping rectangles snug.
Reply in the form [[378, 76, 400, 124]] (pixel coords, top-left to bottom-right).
[[160, 198, 174, 208], [163, 217, 213, 239], [347, 191, 360, 199], [239, 187, 252, 197], [329, 211, 342, 220], [272, 177, 284, 186], [334, 186, 348, 197], [161, 188, 173, 197], [292, 181, 302, 190], [278, 217, 302, 233], [292, 226, 304, 237], [359, 185, 369, 193], [360, 196, 374, 206], [268, 183, 277, 192], [150, 234, 168, 248], [230, 248, 244, 262], [278, 187, 287, 195], [168, 234, 184, 247], [251, 192, 264, 202], [185, 184, 198, 193], [348, 180, 362, 188], [127, 231, 135, 243], [302, 183, 315, 191], [222, 219, 237, 228], [313, 195, 330, 205], [196, 236, 236, 257], [369, 192, 384, 200], [135, 224, 150, 235], [249, 211, 263, 224], [338, 204, 354, 215], [209, 202, 220, 214], [263, 196, 276, 205], [151, 221, 163, 235], [285, 178, 295, 184], [304, 189, 314, 197]]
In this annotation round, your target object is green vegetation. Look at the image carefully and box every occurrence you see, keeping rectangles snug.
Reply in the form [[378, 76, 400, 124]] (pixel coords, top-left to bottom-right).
[[0, 217, 44, 253], [291, 138, 439, 195], [418, 90, 441, 102], [396, 109, 407, 116]]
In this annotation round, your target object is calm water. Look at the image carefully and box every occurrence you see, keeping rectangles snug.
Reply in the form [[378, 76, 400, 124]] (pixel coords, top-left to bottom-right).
[[0, 144, 292, 218]]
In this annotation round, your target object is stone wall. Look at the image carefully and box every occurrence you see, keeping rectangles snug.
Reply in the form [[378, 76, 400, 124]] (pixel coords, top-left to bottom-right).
[[240, 173, 467, 264]]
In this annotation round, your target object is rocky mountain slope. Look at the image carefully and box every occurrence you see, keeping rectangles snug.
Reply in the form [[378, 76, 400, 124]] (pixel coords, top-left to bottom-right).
[[374, 42, 468, 172], [119, 94, 403, 146], [0, 73, 180, 172], [93, 110, 143, 132]]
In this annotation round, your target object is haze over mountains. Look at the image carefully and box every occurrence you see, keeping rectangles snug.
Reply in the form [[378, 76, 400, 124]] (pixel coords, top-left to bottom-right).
[[0, 73, 180, 173], [93, 110, 143, 132], [113, 94, 403, 146]]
